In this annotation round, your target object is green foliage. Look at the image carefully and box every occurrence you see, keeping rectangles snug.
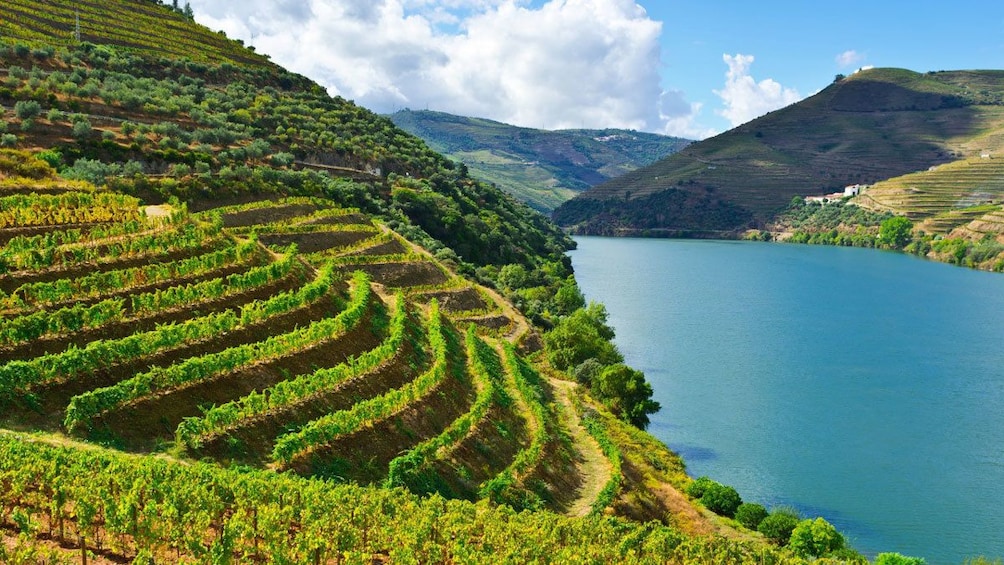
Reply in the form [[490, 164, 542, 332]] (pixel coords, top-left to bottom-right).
[[734, 502, 768, 530], [544, 303, 621, 371], [788, 517, 844, 557], [685, 476, 716, 499], [591, 363, 661, 429], [572, 358, 604, 385], [71, 119, 93, 140], [177, 287, 404, 449], [271, 298, 450, 465], [64, 267, 359, 432], [878, 216, 914, 248], [699, 482, 742, 517], [757, 508, 801, 545], [0, 433, 804, 563], [13, 100, 40, 120], [875, 552, 926, 565]]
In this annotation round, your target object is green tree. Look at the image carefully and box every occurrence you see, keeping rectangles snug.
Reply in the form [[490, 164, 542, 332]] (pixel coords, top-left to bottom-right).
[[497, 264, 529, 290], [788, 517, 844, 557], [543, 303, 621, 371], [757, 508, 800, 545], [734, 502, 768, 530], [874, 553, 926, 565], [72, 119, 93, 140], [552, 276, 585, 315], [572, 358, 603, 386], [592, 363, 661, 428], [879, 216, 913, 249], [13, 100, 41, 120], [699, 482, 742, 517]]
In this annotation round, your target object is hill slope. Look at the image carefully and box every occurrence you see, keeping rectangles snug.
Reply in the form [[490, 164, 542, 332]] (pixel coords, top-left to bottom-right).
[[389, 109, 690, 212], [0, 1, 871, 562], [554, 68, 1004, 236]]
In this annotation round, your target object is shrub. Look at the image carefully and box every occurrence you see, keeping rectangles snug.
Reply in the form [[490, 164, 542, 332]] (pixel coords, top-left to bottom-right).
[[685, 476, 716, 499], [0, 134, 17, 148], [700, 482, 742, 517], [14, 100, 41, 120], [734, 502, 768, 530], [875, 553, 926, 565], [72, 119, 93, 139], [572, 359, 604, 385], [878, 216, 913, 249], [757, 508, 800, 545], [788, 517, 844, 557]]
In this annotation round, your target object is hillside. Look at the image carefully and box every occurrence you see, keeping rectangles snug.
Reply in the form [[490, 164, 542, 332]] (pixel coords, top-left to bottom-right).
[[0, 0, 865, 563], [389, 109, 690, 213], [554, 68, 1004, 238]]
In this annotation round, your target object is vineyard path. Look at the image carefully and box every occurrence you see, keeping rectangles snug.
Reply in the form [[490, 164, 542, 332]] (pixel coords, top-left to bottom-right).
[[549, 378, 612, 517]]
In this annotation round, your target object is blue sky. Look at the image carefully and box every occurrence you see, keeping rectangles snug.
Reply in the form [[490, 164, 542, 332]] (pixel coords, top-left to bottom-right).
[[187, 0, 1004, 139]]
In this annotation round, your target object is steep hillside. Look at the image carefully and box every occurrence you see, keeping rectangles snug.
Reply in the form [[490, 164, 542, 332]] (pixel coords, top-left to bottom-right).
[[389, 109, 690, 212], [554, 68, 1004, 236], [0, 1, 874, 562]]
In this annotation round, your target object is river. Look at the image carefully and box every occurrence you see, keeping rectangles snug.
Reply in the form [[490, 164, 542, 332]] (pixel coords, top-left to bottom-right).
[[569, 236, 1004, 563]]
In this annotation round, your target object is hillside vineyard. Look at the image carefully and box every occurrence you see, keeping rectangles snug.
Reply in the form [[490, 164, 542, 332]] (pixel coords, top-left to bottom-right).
[[0, 0, 918, 563]]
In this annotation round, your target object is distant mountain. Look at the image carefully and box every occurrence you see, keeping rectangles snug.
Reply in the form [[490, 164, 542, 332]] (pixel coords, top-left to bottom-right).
[[553, 68, 1004, 236], [389, 109, 691, 212]]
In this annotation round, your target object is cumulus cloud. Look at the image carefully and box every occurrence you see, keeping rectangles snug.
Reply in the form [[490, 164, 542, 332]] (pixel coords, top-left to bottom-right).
[[836, 49, 865, 68], [713, 53, 801, 128], [186, 0, 706, 137]]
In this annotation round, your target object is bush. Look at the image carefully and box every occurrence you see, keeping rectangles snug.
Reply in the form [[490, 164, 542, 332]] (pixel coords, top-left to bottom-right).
[[0, 134, 17, 148], [72, 119, 93, 139], [592, 363, 660, 428], [734, 502, 768, 530], [685, 476, 716, 499], [757, 508, 800, 545], [13, 100, 41, 120], [879, 216, 913, 249], [788, 517, 844, 557], [875, 553, 926, 565], [700, 482, 742, 517], [572, 359, 603, 385]]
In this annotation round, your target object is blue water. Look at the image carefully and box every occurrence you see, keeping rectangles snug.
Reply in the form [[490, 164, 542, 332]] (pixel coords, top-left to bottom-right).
[[569, 237, 1004, 564]]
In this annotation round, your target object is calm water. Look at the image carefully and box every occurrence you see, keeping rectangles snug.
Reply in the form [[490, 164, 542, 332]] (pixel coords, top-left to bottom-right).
[[570, 237, 1004, 564]]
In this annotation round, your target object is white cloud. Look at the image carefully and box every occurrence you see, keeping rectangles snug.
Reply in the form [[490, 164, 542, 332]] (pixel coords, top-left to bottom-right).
[[186, 0, 706, 137], [836, 49, 864, 68], [713, 53, 801, 128]]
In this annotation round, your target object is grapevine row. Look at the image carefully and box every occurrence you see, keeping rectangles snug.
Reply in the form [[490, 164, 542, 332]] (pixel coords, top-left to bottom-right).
[[477, 343, 552, 509], [0, 191, 141, 228], [271, 300, 449, 466], [0, 432, 798, 564], [0, 237, 256, 310], [176, 290, 408, 450], [384, 324, 503, 490], [0, 216, 219, 275], [63, 270, 371, 432], [0, 252, 297, 347], [0, 263, 335, 400]]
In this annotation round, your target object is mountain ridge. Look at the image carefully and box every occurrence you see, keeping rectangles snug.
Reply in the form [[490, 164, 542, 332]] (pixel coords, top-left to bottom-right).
[[554, 67, 1004, 240], [389, 108, 690, 212]]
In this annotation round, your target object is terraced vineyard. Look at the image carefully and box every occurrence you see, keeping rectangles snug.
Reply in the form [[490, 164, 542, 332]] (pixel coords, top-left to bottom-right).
[[0, 0, 271, 67], [0, 1, 869, 561], [857, 155, 1004, 234], [0, 165, 745, 562]]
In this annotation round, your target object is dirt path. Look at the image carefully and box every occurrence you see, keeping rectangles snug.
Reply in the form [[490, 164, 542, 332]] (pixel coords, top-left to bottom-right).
[[549, 378, 612, 517]]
